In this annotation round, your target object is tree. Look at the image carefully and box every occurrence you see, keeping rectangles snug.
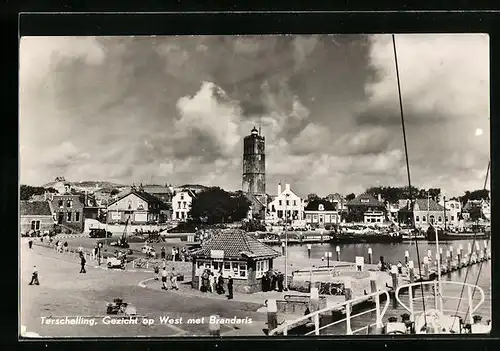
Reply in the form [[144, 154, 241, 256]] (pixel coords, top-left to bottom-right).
[[20, 185, 55, 200], [110, 188, 120, 196], [345, 193, 355, 201], [189, 187, 251, 224], [307, 193, 320, 202], [428, 188, 441, 202]]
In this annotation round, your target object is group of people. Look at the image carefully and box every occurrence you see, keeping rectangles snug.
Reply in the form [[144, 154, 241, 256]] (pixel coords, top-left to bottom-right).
[[199, 269, 233, 299], [153, 263, 179, 291], [158, 246, 187, 261], [261, 270, 285, 292], [53, 240, 69, 253]]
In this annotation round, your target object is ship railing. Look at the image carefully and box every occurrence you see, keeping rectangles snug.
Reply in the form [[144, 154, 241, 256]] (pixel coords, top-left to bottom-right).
[[395, 281, 485, 324], [268, 289, 390, 336]]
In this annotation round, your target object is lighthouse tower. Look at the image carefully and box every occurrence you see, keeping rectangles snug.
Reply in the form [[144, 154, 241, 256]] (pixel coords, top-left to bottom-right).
[[242, 127, 266, 197]]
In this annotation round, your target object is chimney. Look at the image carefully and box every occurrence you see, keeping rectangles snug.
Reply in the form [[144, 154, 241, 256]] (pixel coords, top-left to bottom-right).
[[285, 183, 291, 192], [278, 183, 282, 195]]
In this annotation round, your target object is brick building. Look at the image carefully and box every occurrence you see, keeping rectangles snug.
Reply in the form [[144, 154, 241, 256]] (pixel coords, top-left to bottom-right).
[[48, 194, 85, 233]]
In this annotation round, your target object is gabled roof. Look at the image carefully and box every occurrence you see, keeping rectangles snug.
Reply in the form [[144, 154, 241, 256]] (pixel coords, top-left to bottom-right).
[[400, 198, 446, 212], [20, 201, 52, 216], [346, 193, 385, 207], [108, 190, 162, 207], [193, 230, 280, 259], [304, 199, 336, 211], [142, 185, 172, 194]]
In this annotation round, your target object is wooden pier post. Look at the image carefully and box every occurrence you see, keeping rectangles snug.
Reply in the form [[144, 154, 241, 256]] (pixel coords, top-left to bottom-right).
[[423, 257, 430, 280], [209, 315, 221, 336], [408, 261, 415, 283], [336, 246, 340, 261], [307, 244, 312, 259], [368, 247, 373, 264], [391, 265, 398, 290], [370, 279, 377, 294], [404, 250, 409, 265], [266, 299, 278, 333], [459, 244, 464, 266]]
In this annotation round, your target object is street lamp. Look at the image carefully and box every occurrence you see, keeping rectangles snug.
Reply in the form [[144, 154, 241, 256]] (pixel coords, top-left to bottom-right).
[[284, 193, 290, 291]]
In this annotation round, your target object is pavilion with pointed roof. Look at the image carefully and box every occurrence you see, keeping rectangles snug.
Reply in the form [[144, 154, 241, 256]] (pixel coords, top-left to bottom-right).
[[191, 229, 280, 293]]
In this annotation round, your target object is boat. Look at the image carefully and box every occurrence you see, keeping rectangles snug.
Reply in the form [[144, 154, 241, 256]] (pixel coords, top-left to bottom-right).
[[426, 227, 490, 242], [267, 34, 491, 337]]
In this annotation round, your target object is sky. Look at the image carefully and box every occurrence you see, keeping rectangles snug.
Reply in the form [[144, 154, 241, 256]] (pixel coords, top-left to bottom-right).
[[19, 34, 490, 198]]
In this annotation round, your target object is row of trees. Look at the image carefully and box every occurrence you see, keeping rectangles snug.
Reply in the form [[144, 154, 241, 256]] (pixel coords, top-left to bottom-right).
[[20, 185, 57, 201]]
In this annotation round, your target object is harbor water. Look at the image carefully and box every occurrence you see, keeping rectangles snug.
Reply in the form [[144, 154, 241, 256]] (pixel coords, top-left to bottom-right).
[[285, 240, 491, 335]]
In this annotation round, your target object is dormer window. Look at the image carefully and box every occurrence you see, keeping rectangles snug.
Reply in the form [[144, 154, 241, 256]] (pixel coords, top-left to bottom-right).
[[361, 199, 369, 203], [181, 194, 184, 200], [318, 204, 324, 211], [66, 200, 72, 208], [137, 202, 144, 210]]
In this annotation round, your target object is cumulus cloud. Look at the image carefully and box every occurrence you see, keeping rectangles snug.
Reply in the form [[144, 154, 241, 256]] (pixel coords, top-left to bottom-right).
[[19, 35, 489, 197]]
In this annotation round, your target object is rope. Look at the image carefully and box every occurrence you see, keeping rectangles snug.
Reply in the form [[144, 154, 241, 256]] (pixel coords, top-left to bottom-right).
[[392, 34, 427, 325], [450, 159, 490, 331]]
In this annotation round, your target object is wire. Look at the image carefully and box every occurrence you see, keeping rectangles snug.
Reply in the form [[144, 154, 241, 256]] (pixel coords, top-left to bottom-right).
[[450, 159, 490, 331], [392, 34, 427, 325]]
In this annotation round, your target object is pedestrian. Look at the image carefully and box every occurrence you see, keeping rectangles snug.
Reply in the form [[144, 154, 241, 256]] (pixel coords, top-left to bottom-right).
[[93, 246, 98, 260], [162, 259, 167, 269], [277, 272, 284, 292], [161, 246, 166, 259], [154, 265, 160, 280], [63, 241, 68, 252], [55, 240, 60, 251], [171, 247, 176, 262], [79, 252, 87, 273], [227, 275, 233, 300], [161, 267, 168, 290], [170, 267, 179, 290], [397, 261, 403, 274], [201, 269, 209, 292], [29, 266, 39, 285], [209, 272, 215, 293], [217, 272, 225, 294], [28, 239, 33, 249], [181, 247, 186, 262]]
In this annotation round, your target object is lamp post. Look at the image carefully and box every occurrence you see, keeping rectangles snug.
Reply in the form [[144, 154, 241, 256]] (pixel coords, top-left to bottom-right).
[[284, 193, 290, 291]]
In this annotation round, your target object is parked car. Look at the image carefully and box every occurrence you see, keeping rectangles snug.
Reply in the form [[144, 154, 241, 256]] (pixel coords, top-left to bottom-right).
[[89, 229, 113, 238]]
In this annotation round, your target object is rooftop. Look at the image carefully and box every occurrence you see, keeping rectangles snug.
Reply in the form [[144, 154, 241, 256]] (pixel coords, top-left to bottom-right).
[[193, 229, 280, 259], [346, 193, 385, 207], [304, 199, 336, 211], [20, 201, 52, 216], [401, 198, 446, 212]]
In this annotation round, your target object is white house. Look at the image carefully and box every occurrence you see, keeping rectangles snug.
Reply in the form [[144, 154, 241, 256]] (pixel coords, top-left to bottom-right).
[[172, 190, 196, 221], [439, 198, 462, 228], [267, 183, 305, 225]]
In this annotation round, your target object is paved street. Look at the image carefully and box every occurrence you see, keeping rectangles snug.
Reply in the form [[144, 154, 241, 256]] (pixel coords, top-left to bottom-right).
[[20, 244, 269, 337]]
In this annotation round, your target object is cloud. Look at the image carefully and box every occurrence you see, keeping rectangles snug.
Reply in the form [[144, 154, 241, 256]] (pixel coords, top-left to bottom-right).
[[19, 35, 489, 198]]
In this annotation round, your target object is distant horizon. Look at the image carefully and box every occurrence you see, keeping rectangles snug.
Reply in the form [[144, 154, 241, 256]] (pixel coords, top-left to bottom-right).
[[20, 35, 490, 198]]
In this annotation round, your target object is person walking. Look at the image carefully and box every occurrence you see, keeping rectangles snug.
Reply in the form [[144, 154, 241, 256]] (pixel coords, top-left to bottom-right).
[[29, 266, 39, 285], [161, 267, 168, 290], [171, 247, 176, 262], [161, 246, 166, 259], [79, 252, 87, 273], [154, 265, 160, 281], [397, 261, 403, 274], [227, 275, 233, 300], [217, 272, 225, 294], [170, 267, 179, 290], [28, 239, 33, 249], [209, 272, 215, 293], [277, 272, 284, 292], [63, 241, 68, 253]]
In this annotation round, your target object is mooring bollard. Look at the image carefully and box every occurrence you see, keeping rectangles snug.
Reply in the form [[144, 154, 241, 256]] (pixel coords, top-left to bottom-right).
[[391, 265, 398, 290], [408, 261, 415, 283], [404, 250, 409, 265], [423, 257, 430, 280], [368, 247, 373, 264], [209, 315, 221, 336], [307, 244, 312, 259], [336, 246, 340, 261], [266, 299, 278, 332]]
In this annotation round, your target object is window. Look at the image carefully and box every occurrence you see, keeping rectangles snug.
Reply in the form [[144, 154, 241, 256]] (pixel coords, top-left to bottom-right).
[[67, 212, 72, 221], [438, 216, 442, 222], [416, 216, 420, 222], [181, 212, 185, 219], [183, 202, 186, 209], [286, 200, 289, 206], [137, 202, 144, 210], [293, 200, 296, 206], [277, 210, 283, 218], [127, 201, 132, 210], [58, 200, 63, 208], [66, 200, 72, 208], [306, 214, 312, 220], [31, 220, 40, 230], [451, 215, 454, 221], [176, 212, 180, 219], [181, 194, 184, 200], [423, 216, 427, 222], [75, 212, 80, 222], [271, 205, 276, 212], [239, 263, 247, 278], [318, 204, 324, 211], [279, 200, 282, 206], [313, 214, 318, 222], [361, 199, 369, 203], [178, 201, 181, 208]]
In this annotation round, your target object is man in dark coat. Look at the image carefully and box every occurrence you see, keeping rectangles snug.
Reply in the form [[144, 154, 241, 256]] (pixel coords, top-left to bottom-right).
[[277, 272, 284, 292], [217, 273, 225, 294], [227, 275, 234, 300], [161, 246, 166, 259], [262, 273, 268, 292], [28, 239, 33, 249], [79, 252, 87, 273], [29, 266, 39, 285]]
